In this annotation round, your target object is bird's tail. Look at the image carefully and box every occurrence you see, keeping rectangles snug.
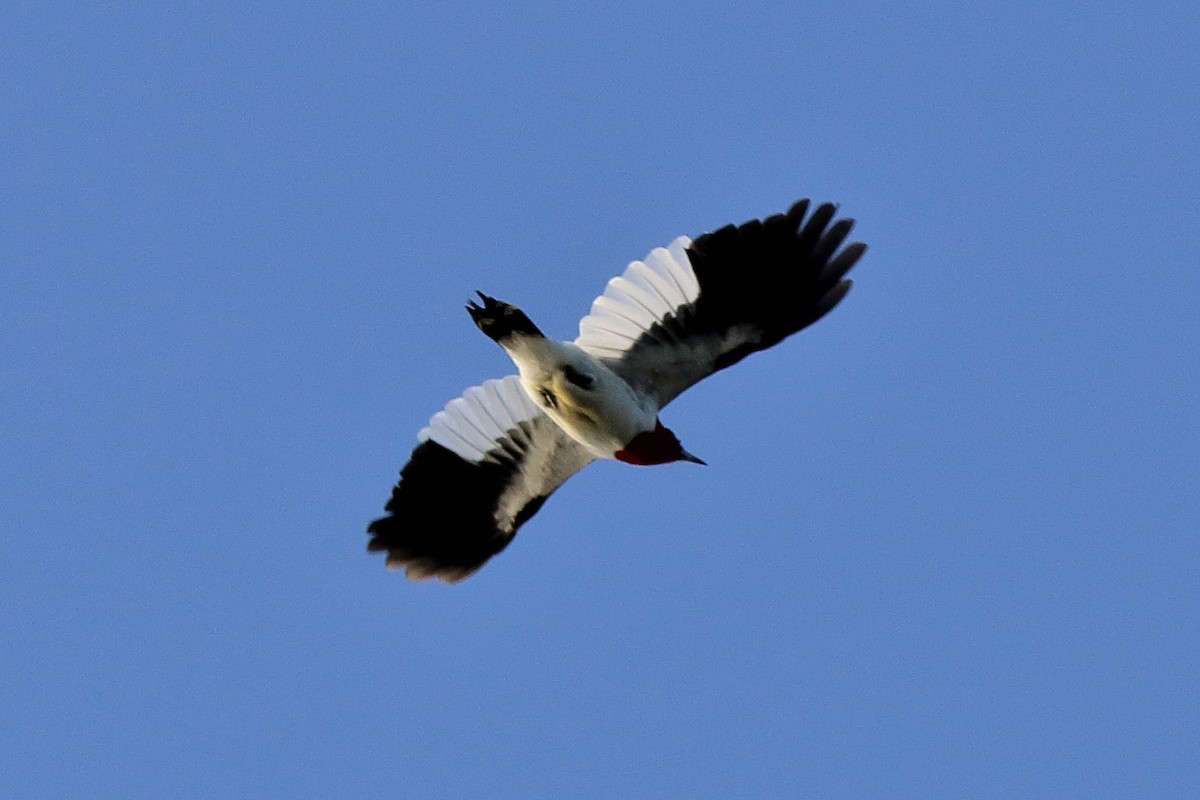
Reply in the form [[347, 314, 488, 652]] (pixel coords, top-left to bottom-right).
[[466, 292, 545, 343]]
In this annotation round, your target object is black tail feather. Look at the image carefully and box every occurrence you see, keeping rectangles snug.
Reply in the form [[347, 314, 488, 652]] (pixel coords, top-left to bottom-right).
[[466, 292, 544, 343]]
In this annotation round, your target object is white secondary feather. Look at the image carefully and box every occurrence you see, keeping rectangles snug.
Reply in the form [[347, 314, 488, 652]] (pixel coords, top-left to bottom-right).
[[575, 235, 698, 359], [418, 375, 543, 463]]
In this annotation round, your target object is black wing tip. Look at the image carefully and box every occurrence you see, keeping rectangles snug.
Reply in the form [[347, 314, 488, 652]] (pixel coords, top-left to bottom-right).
[[703, 198, 859, 254], [465, 292, 544, 342], [823, 241, 867, 280], [366, 436, 563, 584], [668, 197, 868, 370], [690, 195, 867, 288], [366, 509, 504, 584], [786, 198, 811, 222], [366, 439, 517, 583], [366, 521, 482, 583]]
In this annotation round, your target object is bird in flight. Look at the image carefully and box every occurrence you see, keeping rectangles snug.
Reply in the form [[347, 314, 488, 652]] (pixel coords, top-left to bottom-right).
[[368, 199, 867, 582]]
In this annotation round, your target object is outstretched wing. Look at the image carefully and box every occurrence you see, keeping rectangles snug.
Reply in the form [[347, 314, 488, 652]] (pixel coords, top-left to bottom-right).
[[367, 375, 595, 582], [575, 200, 866, 407]]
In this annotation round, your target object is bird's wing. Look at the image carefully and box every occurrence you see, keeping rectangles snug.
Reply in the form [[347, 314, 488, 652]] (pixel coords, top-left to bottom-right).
[[367, 375, 595, 582], [575, 200, 867, 407]]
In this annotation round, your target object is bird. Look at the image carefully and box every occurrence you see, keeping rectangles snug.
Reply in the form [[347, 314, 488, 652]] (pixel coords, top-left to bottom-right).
[[367, 198, 867, 582]]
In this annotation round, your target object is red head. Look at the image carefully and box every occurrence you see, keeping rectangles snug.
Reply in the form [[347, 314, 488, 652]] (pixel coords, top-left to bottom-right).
[[614, 420, 706, 466]]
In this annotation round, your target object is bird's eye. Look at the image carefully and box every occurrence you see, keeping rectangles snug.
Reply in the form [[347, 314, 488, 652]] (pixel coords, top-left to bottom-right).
[[561, 364, 595, 390]]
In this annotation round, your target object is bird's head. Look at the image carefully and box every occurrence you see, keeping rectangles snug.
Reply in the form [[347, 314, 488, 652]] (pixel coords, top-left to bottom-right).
[[614, 420, 706, 466]]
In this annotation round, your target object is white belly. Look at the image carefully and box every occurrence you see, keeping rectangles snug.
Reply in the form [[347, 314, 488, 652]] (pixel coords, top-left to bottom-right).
[[507, 338, 657, 459]]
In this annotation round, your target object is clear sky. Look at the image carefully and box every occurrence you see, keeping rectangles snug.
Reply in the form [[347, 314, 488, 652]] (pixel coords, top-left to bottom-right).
[[3, 2, 1198, 797]]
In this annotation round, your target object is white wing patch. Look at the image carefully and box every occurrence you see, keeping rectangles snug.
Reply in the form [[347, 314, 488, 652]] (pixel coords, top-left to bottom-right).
[[418, 375, 543, 463], [575, 235, 699, 359]]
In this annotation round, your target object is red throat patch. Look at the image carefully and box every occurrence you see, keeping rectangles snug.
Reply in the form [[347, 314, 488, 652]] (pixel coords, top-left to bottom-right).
[[614, 420, 684, 466]]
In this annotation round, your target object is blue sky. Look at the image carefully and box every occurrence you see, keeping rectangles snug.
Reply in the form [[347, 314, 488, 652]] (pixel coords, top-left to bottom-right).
[[3, 1, 1198, 797]]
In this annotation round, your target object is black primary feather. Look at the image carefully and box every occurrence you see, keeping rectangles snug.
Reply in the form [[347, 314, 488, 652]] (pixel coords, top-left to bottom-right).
[[603, 199, 866, 405]]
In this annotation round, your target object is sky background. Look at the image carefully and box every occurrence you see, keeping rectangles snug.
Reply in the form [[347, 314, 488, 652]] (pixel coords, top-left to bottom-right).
[[3, 1, 1199, 797]]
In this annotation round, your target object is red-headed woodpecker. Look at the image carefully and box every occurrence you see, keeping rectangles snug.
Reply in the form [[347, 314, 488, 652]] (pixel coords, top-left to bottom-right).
[[368, 199, 867, 582]]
